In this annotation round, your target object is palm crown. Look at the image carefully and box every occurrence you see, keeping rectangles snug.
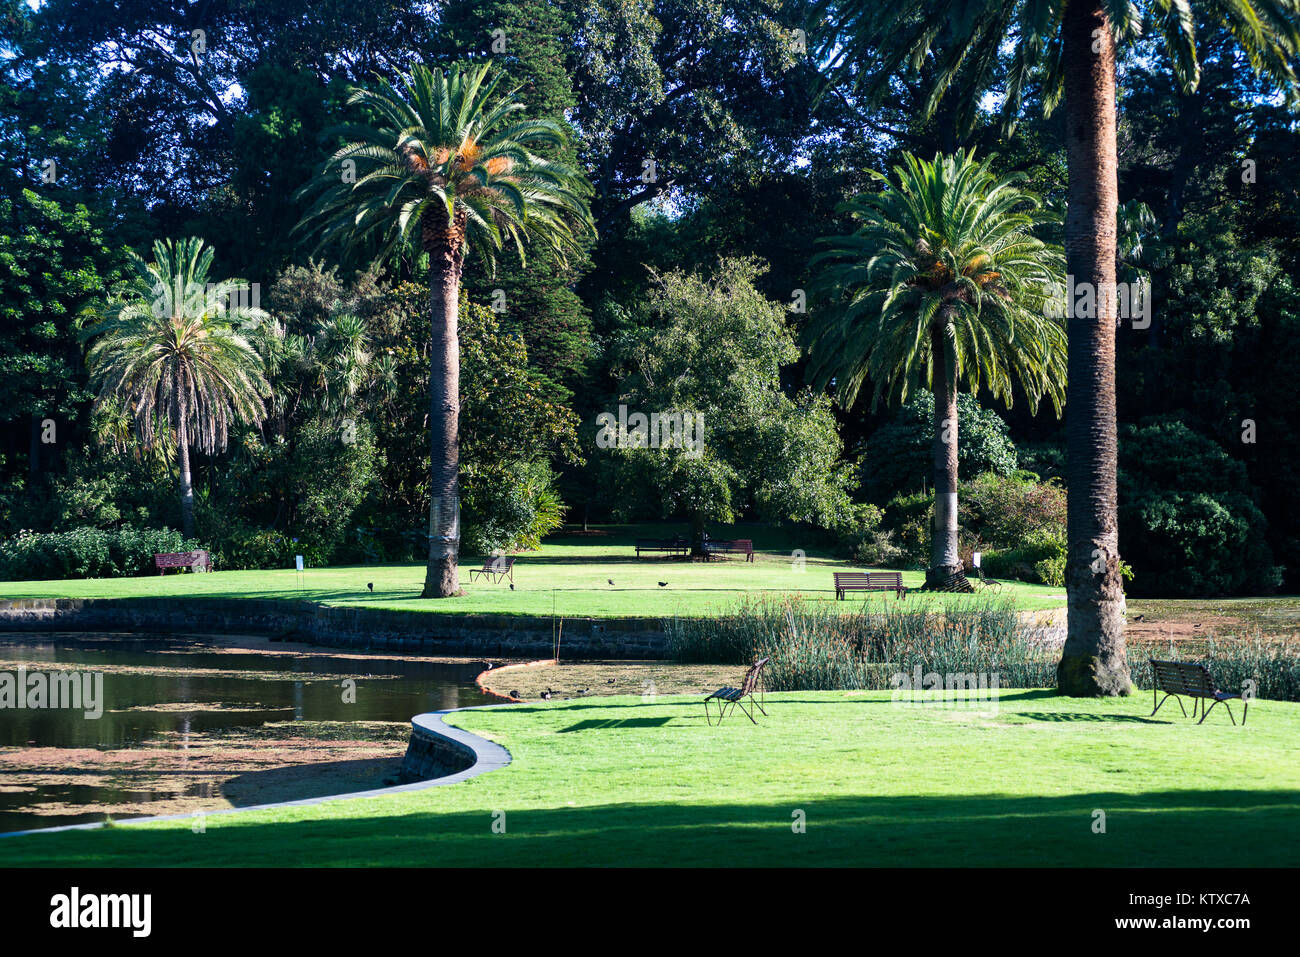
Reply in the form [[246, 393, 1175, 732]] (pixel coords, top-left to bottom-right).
[[83, 237, 269, 455], [806, 150, 1066, 414], [295, 61, 595, 269], [817, 1, 1300, 132]]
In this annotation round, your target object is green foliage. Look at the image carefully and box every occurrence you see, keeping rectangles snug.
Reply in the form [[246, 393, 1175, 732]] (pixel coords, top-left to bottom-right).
[[0, 526, 200, 581], [880, 490, 933, 569], [599, 257, 857, 532], [1119, 418, 1281, 596], [859, 390, 1019, 503], [295, 61, 594, 272], [980, 529, 1067, 587], [206, 416, 381, 568], [835, 503, 905, 567], [805, 149, 1066, 415], [0, 189, 123, 476], [462, 460, 567, 555], [666, 595, 1056, 690], [961, 470, 1066, 549], [83, 237, 270, 456]]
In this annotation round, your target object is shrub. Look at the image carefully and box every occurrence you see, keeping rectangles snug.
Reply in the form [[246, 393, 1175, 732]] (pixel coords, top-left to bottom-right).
[[981, 529, 1066, 586], [859, 390, 1018, 504], [1119, 418, 1281, 596], [666, 595, 1057, 690], [0, 526, 200, 580], [462, 459, 567, 555], [961, 470, 1066, 550], [835, 503, 905, 566], [206, 524, 298, 570]]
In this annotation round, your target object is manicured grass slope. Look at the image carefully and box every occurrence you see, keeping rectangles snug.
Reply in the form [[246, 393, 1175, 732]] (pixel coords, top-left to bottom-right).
[[0, 528, 1064, 618], [5, 691, 1296, 866]]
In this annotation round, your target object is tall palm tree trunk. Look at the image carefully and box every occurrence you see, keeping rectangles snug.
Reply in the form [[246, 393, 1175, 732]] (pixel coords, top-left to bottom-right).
[[421, 213, 467, 599], [1057, 0, 1130, 695], [926, 323, 962, 587], [176, 390, 195, 540]]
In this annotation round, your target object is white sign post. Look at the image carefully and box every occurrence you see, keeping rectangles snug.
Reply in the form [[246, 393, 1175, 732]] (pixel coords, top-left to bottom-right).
[[972, 552, 981, 568], [295, 554, 304, 591]]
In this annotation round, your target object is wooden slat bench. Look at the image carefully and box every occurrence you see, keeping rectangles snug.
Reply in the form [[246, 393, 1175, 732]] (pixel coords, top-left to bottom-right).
[[469, 555, 516, 584], [635, 538, 690, 558], [833, 571, 907, 600], [703, 657, 770, 725], [1150, 659, 1247, 725], [154, 550, 212, 574], [703, 538, 754, 562]]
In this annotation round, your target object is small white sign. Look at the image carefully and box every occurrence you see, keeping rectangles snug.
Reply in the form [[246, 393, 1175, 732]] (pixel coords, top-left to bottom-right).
[[295, 555, 304, 572], [972, 552, 981, 568]]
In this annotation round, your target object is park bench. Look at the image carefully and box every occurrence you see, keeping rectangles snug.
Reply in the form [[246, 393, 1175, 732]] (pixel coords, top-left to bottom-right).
[[469, 555, 516, 584], [635, 538, 690, 558], [153, 549, 212, 574], [703, 538, 755, 562], [833, 571, 907, 600], [704, 657, 770, 725], [1149, 659, 1248, 725], [971, 565, 1003, 593]]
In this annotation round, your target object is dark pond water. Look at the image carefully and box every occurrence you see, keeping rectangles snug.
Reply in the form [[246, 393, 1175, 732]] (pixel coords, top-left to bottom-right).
[[0, 632, 493, 833]]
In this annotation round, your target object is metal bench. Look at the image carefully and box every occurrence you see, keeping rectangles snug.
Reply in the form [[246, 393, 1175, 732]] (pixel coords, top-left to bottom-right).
[[704, 657, 770, 725], [703, 538, 754, 562], [635, 538, 690, 558], [154, 550, 212, 574], [469, 555, 516, 584], [833, 571, 907, 599], [1149, 658, 1247, 725]]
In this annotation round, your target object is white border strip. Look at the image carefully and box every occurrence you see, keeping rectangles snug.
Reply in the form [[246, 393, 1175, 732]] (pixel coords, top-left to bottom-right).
[[0, 705, 513, 839]]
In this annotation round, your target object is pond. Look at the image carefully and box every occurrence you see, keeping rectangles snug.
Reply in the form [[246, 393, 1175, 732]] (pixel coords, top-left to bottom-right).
[[0, 632, 495, 834]]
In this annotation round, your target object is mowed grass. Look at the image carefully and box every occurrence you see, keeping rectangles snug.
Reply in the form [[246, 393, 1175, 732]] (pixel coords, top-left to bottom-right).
[[3, 690, 1297, 867], [0, 525, 1064, 618]]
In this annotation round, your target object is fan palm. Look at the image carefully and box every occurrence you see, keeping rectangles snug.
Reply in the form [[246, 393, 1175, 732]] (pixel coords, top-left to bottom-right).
[[816, 0, 1300, 694], [83, 237, 269, 538], [806, 150, 1065, 587], [295, 61, 594, 598]]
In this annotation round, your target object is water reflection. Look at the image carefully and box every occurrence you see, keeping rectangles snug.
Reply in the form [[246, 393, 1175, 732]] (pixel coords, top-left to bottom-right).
[[0, 633, 492, 832]]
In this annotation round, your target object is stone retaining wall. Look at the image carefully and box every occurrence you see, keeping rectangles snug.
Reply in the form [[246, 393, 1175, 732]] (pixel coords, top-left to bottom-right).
[[0, 597, 668, 659]]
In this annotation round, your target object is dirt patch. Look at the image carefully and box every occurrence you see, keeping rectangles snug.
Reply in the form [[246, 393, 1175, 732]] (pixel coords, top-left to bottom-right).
[[480, 659, 749, 701], [0, 721, 409, 823]]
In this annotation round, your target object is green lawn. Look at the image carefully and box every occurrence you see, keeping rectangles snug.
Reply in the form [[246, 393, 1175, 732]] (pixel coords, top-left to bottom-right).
[[4, 690, 1296, 866], [0, 525, 1065, 618]]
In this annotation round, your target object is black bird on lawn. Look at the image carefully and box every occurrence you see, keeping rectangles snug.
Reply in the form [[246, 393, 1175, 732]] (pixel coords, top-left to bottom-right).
[[607, 579, 615, 586], [367, 582, 373, 592], [658, 581, 668, 587], [509, 690, 521, 699], [509, 583, 515, 590]]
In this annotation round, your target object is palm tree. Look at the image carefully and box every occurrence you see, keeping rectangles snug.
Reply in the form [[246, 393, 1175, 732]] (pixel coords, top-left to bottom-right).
[[83, 237, 269, 538], [295, 62, 594, 598], [807, 150, 1065, 587], [816, 0, 1300, 694]]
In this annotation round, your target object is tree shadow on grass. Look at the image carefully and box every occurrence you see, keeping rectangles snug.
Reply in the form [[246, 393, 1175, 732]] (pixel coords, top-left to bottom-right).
[[7, 788, 1298, 868]]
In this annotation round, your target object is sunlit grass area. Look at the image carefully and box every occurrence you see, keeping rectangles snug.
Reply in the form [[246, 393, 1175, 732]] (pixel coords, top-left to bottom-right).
[[0, 525, 1065, 618], [4, 690, 1296, 867]]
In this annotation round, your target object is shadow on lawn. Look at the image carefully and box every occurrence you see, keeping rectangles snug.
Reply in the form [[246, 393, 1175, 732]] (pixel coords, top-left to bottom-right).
[[8, 788, 1298, 867]]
